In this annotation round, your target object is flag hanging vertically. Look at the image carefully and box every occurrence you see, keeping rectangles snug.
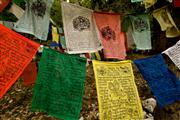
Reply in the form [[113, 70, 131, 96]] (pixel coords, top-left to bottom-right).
[[14, 0, 54, 40], [0, 24, 40, 98], [93, 12, 126, 60], [93, 60, 143, 120], [61, 2, 102, 54], [134, 54, 180, 108], [31, 48, 87, 120]]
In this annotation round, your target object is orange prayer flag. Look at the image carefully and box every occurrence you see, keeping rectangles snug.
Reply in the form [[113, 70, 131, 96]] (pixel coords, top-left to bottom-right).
[[21, 62, 37, 86], [0, 0, 11, 12], [0, 24, 40, 98], [93, 12, 126, 60]]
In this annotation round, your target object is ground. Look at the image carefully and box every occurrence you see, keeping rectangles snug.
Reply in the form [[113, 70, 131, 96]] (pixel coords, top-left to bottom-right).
[[0, 54, 180, 120]]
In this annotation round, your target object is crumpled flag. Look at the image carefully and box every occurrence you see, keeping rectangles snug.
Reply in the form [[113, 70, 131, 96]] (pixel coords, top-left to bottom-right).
[[143, 0, 157, 9], [61, 2, 102, 54], [31, 48, 87, 120], [131, 0, 143, 3], [0, 24, 40, 98], [163, 40, 180, 70], [174, 0, 180, 7], [0, 0, 11, 12], [134, 54, 180, 108], [153, 6, 180, 38], [129, 14, 152, 50], [9, 3, 25, 19], [93, 60, 143, 120], [93, 12, 126, 60], [21, 62, 37, 86], [52, 26, 59, 43], [14, 0, 54, 40]]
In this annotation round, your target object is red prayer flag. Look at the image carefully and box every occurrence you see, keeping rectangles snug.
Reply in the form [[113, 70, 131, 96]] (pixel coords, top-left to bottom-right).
[[0, 0, 11, 12], [93, 12, 126, 60], [21, 62, 37, 86], [174, 0, 180, 7], [0, 24, 40, 98]]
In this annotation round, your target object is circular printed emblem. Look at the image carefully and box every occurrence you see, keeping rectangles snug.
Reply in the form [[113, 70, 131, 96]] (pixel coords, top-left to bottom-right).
[[134, 17, 148, 32], [73, 16, 90, 31], [101, 26, 116, 41], [31, 0, 47, 18]]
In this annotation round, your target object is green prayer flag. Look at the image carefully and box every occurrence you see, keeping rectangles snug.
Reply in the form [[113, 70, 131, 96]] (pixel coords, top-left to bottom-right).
[[31, 48, 87, 120]]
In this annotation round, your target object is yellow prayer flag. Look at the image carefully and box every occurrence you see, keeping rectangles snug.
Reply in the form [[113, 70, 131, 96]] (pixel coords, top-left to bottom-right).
[[93, 60, 143, 120], [143, 0, 157, 9], [95, 52, 101, 61], [52, 26, 59, 43]]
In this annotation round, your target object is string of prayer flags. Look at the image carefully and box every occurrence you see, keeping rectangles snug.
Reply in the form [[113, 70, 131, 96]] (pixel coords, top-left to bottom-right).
[[61, 2, 102, 54], [143, 0, 157, 9], [0, 0, 11, 12], [31, 48, 87, 120], [93, 12, 126, 60], [0, 24, 40, 98], [174, 0, 180, 7], [163, 40, 180, 70], [21, 62, 37, 86], [51, 26, 59, 43], [93, 60, 143, 120], [134, 54, 180, 108], [129, 14, 152, 50], [153, 6, 180, 38], [14, 0, 54, 40], [9, 3, 25, 19]]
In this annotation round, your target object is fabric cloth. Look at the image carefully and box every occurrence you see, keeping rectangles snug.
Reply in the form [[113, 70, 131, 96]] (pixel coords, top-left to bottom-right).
[[9, 3, 25, 19], [52, 26, 59, 43], [174, 0, 180, 7], [0, 24, 40, 98], [3, 21, 14, 29], [0, 0, 11, 12], [31, 48, 87, 120], [93, 12, 126, 60], [126, 24, 136, 50], [153, 6, 180, 38], [60, 36, 66, 49], [61, 2, 102, 54], [134, 54, 180, 108], [129, 14, 152, 50], [163, 40, 180, 70], [131, 0, 143, 2], [14, 0, 54, 40], [93, 60, 143, 120], [21, 62, 37, 86], [143, 0, 157, 9]]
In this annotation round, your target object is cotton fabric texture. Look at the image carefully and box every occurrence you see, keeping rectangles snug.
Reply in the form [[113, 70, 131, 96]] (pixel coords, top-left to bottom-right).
[[14, 0, 54, 40], [31, 48, 87, 120], [61, 2, 102, 54], [93, 12, 126, 60], [134, 54, 180, 108]]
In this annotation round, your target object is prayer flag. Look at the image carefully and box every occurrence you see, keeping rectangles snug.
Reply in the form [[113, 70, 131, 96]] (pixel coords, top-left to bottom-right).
[[0, 0, 11, 12], [143, 0, 157, 9], [0, 24, 40, 98], [134, 54, 180, 108], [52, 26, 59, 43], [163, 40, 180, 70], [129, 14, 152, 50], [14, 0, 54, 40], [9, 3, 25, 19], [93, 12, 126, 60], [153, 6, 180, 38], [174, 0, 180, 7], [61, 2, 102, 54], [93, 60, 143, 120], [31, 48, 87, 120]]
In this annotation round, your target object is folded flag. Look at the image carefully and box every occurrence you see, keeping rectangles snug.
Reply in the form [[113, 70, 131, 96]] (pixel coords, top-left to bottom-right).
[[14, 0, 54, 40], [0, 24, 40, 98], [163, 40, 180, 70], [0, 0, 11, 12], [134, 54, 180, 108], [129, 14, 152, 50], [93, 60, 143, 120], [153, 6, 180, 38], [61, 2, 102, 54], [21, 62, 37, 86], [93, 12, 126, 60], [31, 48, 87, 120]]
